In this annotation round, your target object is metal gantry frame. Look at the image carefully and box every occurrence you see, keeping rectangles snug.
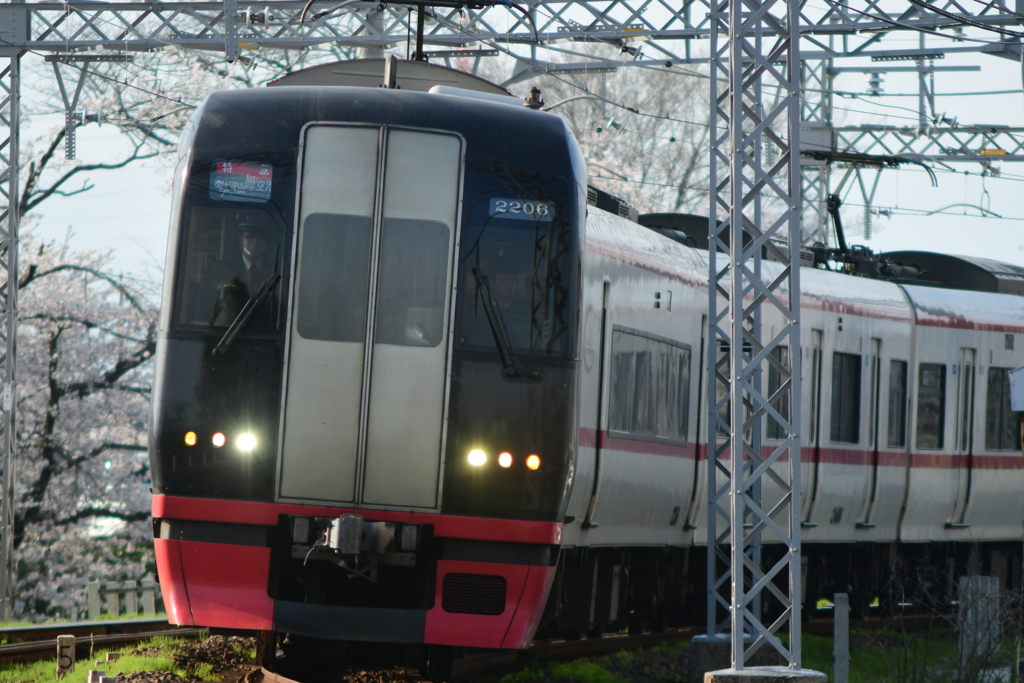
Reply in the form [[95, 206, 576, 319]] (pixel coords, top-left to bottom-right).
[[707, 0, 803, 667], [0, 0, 1021, 637], [0, 45, 19, 621]]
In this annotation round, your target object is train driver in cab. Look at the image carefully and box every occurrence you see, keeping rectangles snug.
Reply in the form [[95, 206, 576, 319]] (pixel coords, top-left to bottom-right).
[[210, 219, 282, 331]]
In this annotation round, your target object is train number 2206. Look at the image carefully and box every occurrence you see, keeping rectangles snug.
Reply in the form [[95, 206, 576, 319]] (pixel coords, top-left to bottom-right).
[[489, 198, 554, 221]]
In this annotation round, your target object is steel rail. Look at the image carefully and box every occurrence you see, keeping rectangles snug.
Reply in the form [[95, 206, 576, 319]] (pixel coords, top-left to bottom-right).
[[0, 625, 204, 664]]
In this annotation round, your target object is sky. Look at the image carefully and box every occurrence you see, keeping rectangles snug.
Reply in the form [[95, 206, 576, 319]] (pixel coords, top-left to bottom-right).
[[16, 29, 1024, 281]]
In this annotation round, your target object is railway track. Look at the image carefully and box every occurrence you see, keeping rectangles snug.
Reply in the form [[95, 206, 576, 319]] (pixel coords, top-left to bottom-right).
[[259, 627, 697, 683], [257, 614, 937, 683], [0, 614, 934, 679], [0, 618, 204, 664]]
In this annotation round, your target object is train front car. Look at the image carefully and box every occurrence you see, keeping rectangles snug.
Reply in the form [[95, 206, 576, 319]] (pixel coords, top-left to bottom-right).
[[149, 82, 586, 660]]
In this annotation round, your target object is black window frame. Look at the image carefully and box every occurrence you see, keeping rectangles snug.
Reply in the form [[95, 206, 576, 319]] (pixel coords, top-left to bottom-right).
[[766, 346, 791, 440], [453, 162, 579, 360], [830, 351, 861, 444], [985, 367, 1022, 451], [887, 360, 908, 448], [170, 150, 297, 338], [608, 326, 691, 445], [915, 363, 946, 450]]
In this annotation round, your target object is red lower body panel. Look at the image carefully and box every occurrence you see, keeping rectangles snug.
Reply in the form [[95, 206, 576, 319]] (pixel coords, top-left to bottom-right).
[[424, 559, 551, 648], [154, 538, 193, 626], [155, 538, 274, 630], [502, 566, 557, 648], [153, 495, 559, 647], [178, 540, 274, 630]]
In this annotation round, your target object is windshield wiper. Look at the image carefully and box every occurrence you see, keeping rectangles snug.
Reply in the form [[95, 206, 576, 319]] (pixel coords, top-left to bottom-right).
[[212, 272, 281, 356], [471, 267, 542, 379]]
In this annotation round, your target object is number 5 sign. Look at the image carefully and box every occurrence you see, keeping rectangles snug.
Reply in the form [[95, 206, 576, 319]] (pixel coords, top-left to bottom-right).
[[56, 635, 75, 678]]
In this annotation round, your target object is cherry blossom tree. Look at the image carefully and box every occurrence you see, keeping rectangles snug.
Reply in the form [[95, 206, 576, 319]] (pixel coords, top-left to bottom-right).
[[11, 237, 156, 620], [494, 47, 712, 215]]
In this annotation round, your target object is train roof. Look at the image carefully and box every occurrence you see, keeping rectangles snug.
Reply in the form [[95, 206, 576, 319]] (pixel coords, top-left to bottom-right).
[[181, 85, 584, 182], [901, 283, 1024, 334], [628, 210, 1024, 298], [268, 57, 512, 95], [588, 206, 1024, 329], [882, 250, 1024, 296]]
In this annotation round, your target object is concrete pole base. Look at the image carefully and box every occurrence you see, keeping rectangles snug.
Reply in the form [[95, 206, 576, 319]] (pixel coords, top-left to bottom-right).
[[705, 667, 827, 683], [688, 634, 780, 683]]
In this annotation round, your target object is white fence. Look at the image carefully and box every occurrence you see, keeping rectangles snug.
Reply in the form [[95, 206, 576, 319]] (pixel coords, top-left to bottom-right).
[[86, 578, 161, 620]]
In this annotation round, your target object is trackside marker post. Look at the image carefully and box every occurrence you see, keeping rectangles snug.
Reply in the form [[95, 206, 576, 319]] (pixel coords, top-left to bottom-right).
[[56, 635, 75, 678], [834, 594, 850, 683]]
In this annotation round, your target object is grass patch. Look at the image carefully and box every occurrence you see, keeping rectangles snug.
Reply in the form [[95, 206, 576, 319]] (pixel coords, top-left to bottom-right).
[[650, 641, 686, 660], [497, 664, 547, 683], [0, 634, 213, 683], [796, 628, 1024, 683], [550, 659, 629, 683]]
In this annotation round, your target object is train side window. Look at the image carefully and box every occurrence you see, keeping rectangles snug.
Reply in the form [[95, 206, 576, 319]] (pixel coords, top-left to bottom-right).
[[985, 367, 1022, 451], [830, 352, 861, 443], [766, 346, 791, 440], [609, 328, 690, 443], [916, 363, 946, 450], [887, 360, 908, 447], [714, 341, 730, 437], [295, 213, 371, 342]]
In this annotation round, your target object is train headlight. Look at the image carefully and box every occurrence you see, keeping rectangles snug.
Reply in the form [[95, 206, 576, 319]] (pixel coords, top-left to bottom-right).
[[184, 431, 197, 447], [468, 449, 486, 466], [237, 432, 258, 452], [526, 454, 541, 470], [498, 452, 513, 468], [212, 432, 226, 448]]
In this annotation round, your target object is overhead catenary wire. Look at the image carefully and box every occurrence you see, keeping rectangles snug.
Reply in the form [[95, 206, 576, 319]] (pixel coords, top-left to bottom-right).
[[9, 5, 1010, 132], [967, 0, 1024, 20], [6, 1, 1021, 204], [907, 0, 1024, 37], [821, 0, 1009, 44], [430, 12, 707, 127]]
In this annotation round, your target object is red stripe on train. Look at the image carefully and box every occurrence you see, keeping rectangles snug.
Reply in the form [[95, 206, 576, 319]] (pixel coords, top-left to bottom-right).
[[152, 496, 562, 545], [579, 429, 1024, 470]]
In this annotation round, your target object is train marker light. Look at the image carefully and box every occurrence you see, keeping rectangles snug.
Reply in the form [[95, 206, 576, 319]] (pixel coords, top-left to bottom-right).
[[468, 449, 486, 466], [212, 432, 226, 448], [526, 454, 541, 470], [498, 452, 513, 468], [184, 431, 197, 446], [237, 432, 258, 452]]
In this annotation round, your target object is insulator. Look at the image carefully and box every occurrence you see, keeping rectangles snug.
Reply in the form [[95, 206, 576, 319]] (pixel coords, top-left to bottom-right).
[[867, 73, 884, 96], [864, 205, 873, 241]]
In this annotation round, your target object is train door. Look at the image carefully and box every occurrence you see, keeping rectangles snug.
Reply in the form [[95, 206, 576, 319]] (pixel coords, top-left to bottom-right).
[[858, 338, 882, 527], [949, 347, 976, 527], [278, 124, 463, 509], [802, 329, 823, 524]]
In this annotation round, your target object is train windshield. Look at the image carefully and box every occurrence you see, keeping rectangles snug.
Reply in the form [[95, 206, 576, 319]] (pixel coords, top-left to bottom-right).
[[172, 154, 295, 335], [456, 162, 577, 358]]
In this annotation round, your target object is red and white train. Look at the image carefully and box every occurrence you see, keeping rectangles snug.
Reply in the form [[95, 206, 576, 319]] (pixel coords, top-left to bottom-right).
[[149, 58, 1024, 675]]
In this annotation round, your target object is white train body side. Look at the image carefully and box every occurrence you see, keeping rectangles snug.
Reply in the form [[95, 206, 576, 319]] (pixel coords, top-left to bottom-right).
[[563, 206, 1024, 550]]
